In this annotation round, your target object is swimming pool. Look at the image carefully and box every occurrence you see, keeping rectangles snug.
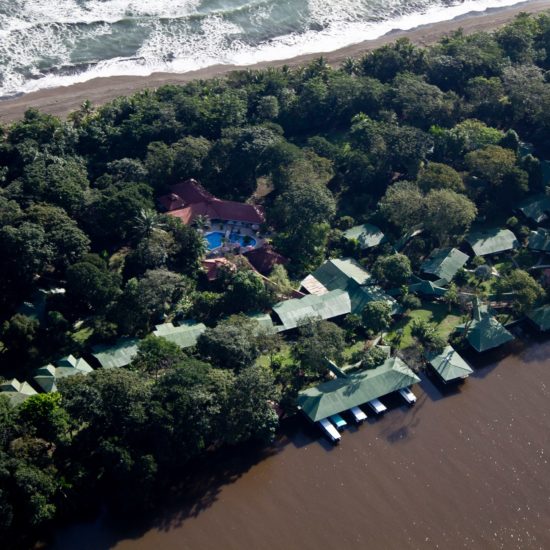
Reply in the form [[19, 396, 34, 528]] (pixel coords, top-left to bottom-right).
[[205, 232, 257, 251]]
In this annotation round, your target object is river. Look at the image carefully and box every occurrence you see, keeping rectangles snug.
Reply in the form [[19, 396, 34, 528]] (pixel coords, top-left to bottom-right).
[[52, 338, 550, 550]]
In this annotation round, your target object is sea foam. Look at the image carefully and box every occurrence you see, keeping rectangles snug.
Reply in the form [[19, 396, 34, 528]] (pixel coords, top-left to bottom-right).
[[0, 0, 533, 98]]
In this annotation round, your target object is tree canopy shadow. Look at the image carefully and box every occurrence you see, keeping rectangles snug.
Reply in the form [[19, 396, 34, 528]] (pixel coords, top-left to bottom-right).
[[51, 438, 288, 550]]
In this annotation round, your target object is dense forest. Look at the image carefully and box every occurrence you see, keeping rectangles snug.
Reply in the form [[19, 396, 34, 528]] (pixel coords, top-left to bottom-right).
[[1, 12, 550, 547]]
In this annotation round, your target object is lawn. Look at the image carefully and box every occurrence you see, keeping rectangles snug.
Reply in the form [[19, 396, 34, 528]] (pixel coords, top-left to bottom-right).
[[256, 343, 294, 369], [387, 301, 464, 349], [72, 324, 95, 345], [343, 340, 365, 361]]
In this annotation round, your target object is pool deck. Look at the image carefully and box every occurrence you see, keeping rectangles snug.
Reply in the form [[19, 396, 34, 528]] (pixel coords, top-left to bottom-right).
[[205, 223, 265, 256]]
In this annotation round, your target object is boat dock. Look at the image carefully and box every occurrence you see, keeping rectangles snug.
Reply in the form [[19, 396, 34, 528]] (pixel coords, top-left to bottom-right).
[[318, 418, 341, 444], [298, 357, 421, 444]]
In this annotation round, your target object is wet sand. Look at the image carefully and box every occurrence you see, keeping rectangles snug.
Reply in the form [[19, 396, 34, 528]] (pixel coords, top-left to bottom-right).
[[2, 0, 550, 124], [52, 338, 550, 550]]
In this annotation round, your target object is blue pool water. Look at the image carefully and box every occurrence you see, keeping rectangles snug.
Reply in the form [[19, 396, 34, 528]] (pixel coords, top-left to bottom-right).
[[205, 232, 257, 251]]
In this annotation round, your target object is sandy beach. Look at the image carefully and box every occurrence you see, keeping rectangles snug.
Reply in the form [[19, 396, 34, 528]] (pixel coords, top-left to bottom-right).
[[1, 0, 549, 124]]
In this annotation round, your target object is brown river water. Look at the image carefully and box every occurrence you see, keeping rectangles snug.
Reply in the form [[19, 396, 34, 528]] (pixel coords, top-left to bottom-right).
[[52, 338, 550, 550]]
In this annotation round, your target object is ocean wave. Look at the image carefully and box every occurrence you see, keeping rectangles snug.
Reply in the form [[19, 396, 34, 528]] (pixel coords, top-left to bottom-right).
[[0, 0, 533, 99], [0, 0, 202, 31]]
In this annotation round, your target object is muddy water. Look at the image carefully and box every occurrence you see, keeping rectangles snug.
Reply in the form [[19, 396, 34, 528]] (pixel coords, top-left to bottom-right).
[[53, 340, 550, 550]]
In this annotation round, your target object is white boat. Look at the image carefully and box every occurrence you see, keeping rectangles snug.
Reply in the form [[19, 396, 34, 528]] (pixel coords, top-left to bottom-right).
[[319, 418, 341, 444], [367, 398, 387, 414], [350, 406, 367, 423], [399, 387, 417, 404]]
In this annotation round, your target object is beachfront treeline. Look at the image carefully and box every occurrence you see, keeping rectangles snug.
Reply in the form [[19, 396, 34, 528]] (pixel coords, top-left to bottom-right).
[[1, 12, 550, 547]]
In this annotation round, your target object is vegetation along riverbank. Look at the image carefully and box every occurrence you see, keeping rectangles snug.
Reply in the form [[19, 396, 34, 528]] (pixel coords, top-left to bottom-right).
[[1, 10, 550, 548]]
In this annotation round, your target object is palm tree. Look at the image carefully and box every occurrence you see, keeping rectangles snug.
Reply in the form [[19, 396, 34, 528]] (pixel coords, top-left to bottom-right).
[[341, 57, 358, 75], [192, 214, 211, 233], [68, 99, 95, 127], [305, 56, 330, 79], [443, 282, 459, 312], [132, 209, 165, 239]]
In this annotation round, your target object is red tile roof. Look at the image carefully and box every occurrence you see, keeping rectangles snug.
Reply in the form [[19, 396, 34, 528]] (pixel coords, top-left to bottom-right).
[[158, 193, 185, 211], [160, 179, 265, 225], [244, 245, 287, 274], [202, 258, 236, 281]]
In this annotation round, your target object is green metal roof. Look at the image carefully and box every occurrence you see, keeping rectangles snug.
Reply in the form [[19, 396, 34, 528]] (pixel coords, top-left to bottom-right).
[[466, 228, 518, 256], [0, 378, 37, 406], [272, 289, 351, 331], [343, 224, 386, 249], [153, 321, 207, 348], [245, 312, 277, 334], [92, 338, 140, 369], [56, 355, 93, 372], [527, 228, 550, 252], [420, 248, 469, 283], [306, 258, 398, 315], [297, 357, 420, 422], [33, 365, 57, 392], [393, 229, 423, 253], [456, 299, 515, 352], [310, 258, 371, 288], [427, 345, 473, 382], [518, 195, 550, 224], [527, 304, 550, 331], [33, 356, 93, 393], [348, 283, 400, 315], [408, 278, 448, 297], [466, 316, 515, 352]]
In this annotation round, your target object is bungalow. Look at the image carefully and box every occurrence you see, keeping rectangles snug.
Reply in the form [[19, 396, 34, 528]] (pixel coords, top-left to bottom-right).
[[297, 356, 420, 423], [91, 338, 140, 369], [465, 228, 518, 257], [307, 258, 371, 289], [456, 298, 515, 352], [526, 304, 550, 331], [426, 345, 473, 384], [246, 312, 277, 334], [201, 257, 236, 281], [342, 223, 386, 249], [159, 179, 265, 227], [153, 321, 206, 349], [408, 277, 448, 298], [527, 228, 550, 253], [0, 378, 37, 406], [420, 247, 469, 284], [517, 194, 550, 224], [302, 258, 398, 315], [33, 355, 93, 393], [272, 289, 351, 332], [244, 244, 288, 275]]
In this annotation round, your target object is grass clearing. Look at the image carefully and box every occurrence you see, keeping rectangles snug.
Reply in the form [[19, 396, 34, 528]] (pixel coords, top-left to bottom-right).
[[256, 343, 293, 368], [387, 301, 464, 349], [72, 325, 94, 345], [342, 340, 365, 362]]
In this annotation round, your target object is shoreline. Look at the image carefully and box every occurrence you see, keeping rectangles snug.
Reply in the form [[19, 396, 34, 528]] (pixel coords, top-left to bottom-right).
[[1, 0, 549, 123], [51, 338, 550, 549]]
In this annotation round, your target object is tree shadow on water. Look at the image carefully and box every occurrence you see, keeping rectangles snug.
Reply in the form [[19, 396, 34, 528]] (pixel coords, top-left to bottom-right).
[[51, 439, 288, 550]]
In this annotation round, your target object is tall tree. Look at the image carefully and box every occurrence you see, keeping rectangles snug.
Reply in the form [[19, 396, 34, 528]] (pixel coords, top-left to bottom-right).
[[197, 315, 263, 370], [292, 320, 346, 375], [223, 366, 279, 445], [372, 254, 412, 287]]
